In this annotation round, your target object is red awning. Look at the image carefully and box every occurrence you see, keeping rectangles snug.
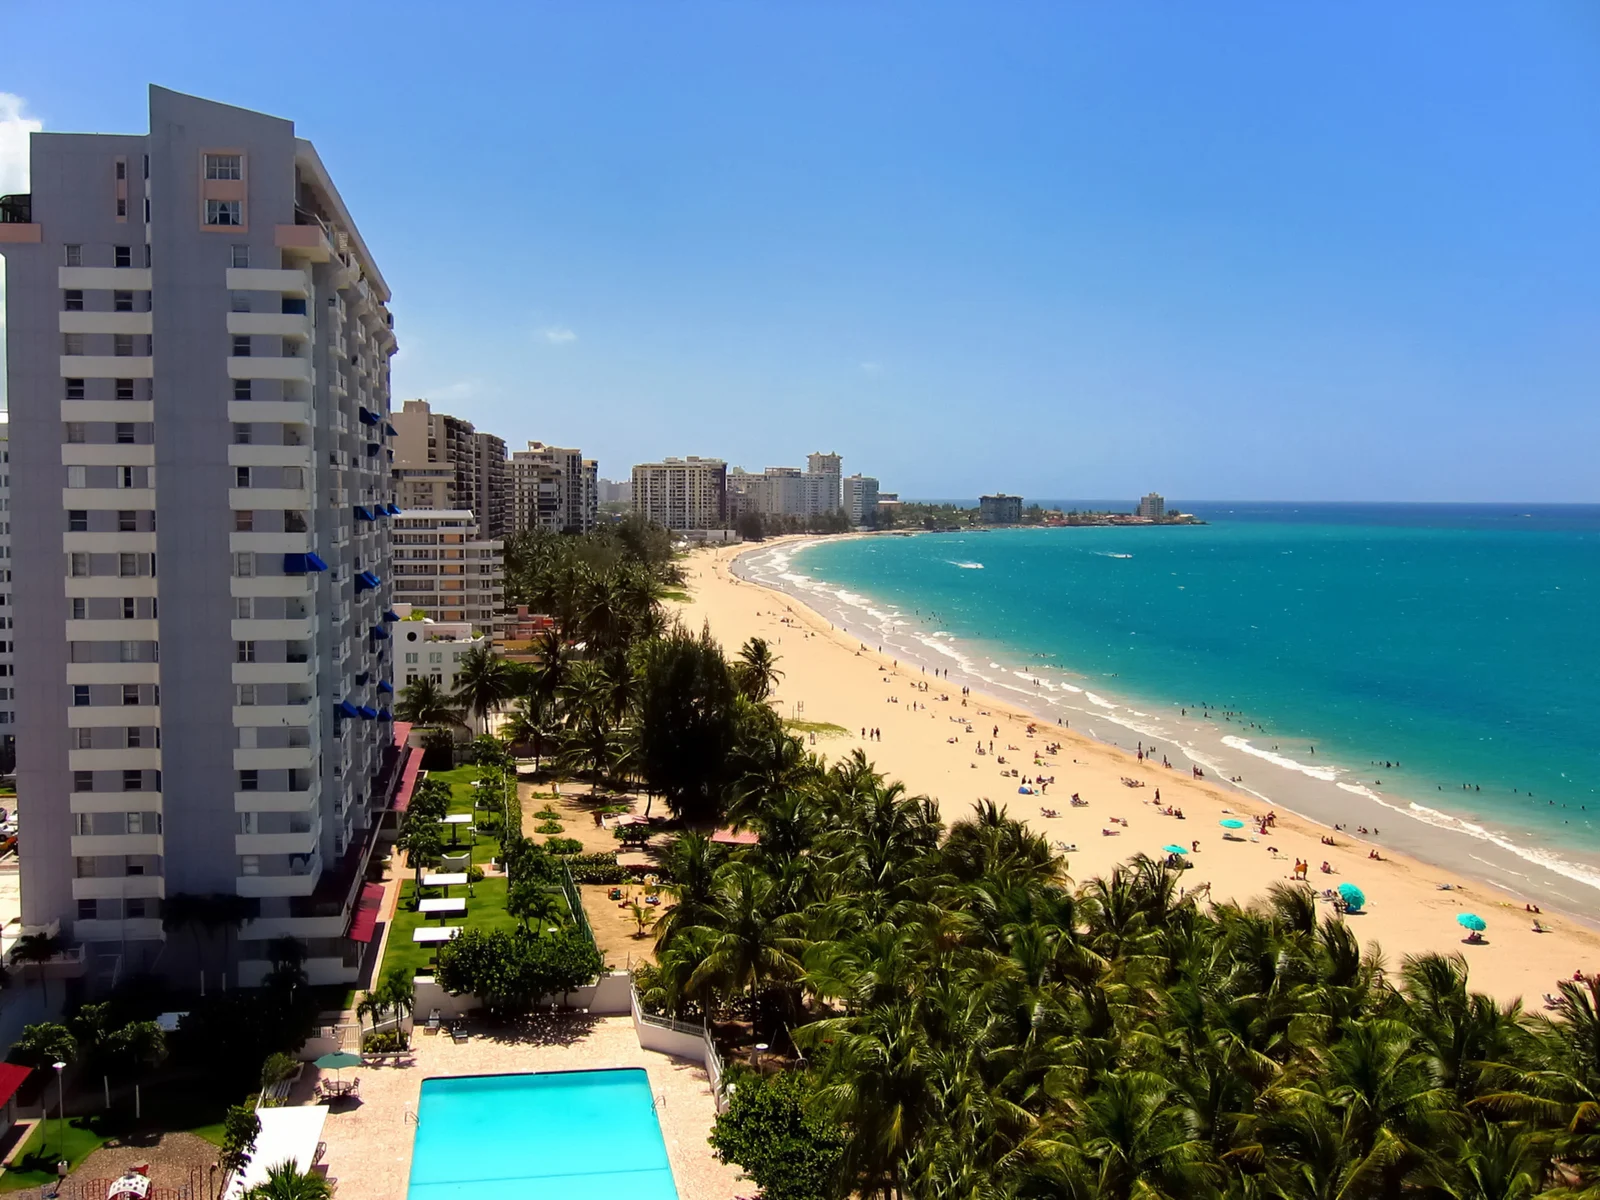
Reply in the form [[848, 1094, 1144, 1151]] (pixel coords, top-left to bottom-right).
[[710, 827, 759, 846], [390, 746, 422, 813], [0, 1063, 31, 1108], [347, 881, 386, 943]]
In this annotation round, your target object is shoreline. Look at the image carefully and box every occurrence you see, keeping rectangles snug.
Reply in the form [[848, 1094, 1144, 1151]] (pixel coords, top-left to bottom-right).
[[673, 535, 1600, 1003]]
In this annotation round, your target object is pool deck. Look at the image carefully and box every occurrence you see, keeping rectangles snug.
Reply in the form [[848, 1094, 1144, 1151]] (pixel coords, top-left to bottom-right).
[[304, 1015, 746, 1200]]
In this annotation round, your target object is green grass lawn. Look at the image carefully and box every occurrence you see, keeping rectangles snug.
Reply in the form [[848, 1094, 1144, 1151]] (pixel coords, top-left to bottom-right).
[[787, 719, 850, 737], [380, 874, 574, 979], [1, 1119, 109, 1191]]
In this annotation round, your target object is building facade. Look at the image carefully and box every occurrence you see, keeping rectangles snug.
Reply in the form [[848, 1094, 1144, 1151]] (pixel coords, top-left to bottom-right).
[[1137, 492, 1166, 520], [728, 459, 845, 521], [390, 510, 504, 635], [979, 493, 1024, 524], [0, 87, 403, 985], [393, 605, 484, 696], [843, 474, 880, 526], [0, 420, 12, 771], [631, 457, 728, 530], [507, 441, 596, 534], [596, 477, 632, 505], [390, 399, 509, 539]]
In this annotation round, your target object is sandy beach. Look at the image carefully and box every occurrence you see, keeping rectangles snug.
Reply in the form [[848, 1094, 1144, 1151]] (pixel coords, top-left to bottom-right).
[[672, 537, 1600, 1005]]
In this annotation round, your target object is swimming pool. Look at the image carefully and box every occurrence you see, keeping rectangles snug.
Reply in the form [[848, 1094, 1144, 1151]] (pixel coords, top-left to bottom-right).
[[407, 1069, 680, 1200]]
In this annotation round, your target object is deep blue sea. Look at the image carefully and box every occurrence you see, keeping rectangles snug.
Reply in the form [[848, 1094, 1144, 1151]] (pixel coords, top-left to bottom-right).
[[749, 503, 1600, 901]]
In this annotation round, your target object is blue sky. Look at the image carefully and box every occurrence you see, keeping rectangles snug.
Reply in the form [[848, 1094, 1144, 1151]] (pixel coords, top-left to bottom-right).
[[3, 2, 1597, 502]]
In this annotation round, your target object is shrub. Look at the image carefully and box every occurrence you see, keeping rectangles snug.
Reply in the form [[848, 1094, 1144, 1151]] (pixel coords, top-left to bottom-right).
[[535, 820, 564, 835], [434, 927, 604, 1013], [709, 1070, 847, 1200], [566, 853, 625, 884], [533, 806, 561, 820], [466, 865, 485, 884], [544, 837, 582, 855], [362, 1029, 405, 1054]]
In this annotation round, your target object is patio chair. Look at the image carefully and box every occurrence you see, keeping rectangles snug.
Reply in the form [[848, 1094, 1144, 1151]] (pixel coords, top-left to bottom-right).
[[450, 1024, 470, 1044], [425, 1008, 442, 1035]]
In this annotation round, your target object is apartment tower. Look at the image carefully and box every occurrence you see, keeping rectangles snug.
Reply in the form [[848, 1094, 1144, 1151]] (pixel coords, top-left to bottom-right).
[[390, 399, 509, 538], [0, 87, 402, 985], [631, 457, 728, 530]]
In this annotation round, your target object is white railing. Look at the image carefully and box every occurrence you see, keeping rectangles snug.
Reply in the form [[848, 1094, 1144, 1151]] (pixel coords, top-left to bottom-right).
[[629, 984, 728, 1111]]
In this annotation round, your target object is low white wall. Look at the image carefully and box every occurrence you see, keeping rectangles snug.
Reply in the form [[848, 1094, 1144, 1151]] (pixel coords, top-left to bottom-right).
[[408, 970, 631, 1020]]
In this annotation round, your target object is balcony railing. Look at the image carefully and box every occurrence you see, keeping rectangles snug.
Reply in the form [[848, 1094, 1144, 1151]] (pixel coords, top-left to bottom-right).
[[0, 194, 31, 223]]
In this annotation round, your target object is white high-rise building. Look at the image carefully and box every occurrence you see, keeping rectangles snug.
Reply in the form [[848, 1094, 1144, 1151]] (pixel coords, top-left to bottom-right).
[[0, 87, 403, 986], [390, 510, 505, 635], [631, 457, 728, 530], [844, 474, 880, 526], [1138, 493, 1166, 520], [509, 442, 597, 534], [0, 418, 13, 771]]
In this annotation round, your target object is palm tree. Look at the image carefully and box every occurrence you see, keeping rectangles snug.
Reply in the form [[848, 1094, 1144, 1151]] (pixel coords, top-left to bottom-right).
[[685, 861, 806, 1010], [508, 882, 564, 936], [451, 645, 518, 734], [10, 933, 62, 1001], [245, 1162, 333, 1200], [398, 813, 443, 891], [734, 637, 783, 703], [7, 1021, 76, 1069], [395, 675, 465, 728]]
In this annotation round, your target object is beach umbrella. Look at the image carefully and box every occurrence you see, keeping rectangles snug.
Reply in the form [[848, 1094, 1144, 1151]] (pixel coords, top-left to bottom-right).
[[1337, 882, 1365, 911], [1457, 913, 1487, 932], [1162, 844, 1188, 855], [315, 1050, 361, 1080], [1219, 818, 1245, 830]]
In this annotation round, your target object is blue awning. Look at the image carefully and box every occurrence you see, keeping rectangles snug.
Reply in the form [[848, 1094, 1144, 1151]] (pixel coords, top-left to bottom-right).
[[377, 681, 394, 694], [382, 609, 400, 622], [336, 700, 359, 718], [384, 423, 398, 437], [283, 553, 307, 574], [377, 708, 393, 721], [358, 705, 378, 719], [385, 503, 402, 516], [370, 625, 391, 640], [355, 506, 375, 521], [358, 407, 379, 426], [354, 572, 377, 593], [366, 442, 381, 456], [306, 552, 329, 572], [355, 672, 369, 685]]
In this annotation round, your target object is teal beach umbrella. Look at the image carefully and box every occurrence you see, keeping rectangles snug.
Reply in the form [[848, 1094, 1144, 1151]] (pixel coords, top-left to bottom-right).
[[1162, 844, 1188, 855], [1337, 882, 1366, 912], [1457, 913, 1487, 932], [1219, 818, 1245, 830], [315, 1050, 361, 1079]]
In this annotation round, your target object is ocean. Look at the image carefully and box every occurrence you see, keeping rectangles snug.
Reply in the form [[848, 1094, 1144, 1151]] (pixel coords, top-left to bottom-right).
[[734, 503, 1600, 916]]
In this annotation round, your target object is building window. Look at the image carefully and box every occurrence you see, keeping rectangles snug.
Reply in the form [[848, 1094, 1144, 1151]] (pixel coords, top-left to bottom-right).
[[69, 552, 89, 577], [65, 422, 87, 444], [120, 466, 136, 489], [65, 379, 85, 400], [66, 465, 86, 488], [206, 153, 242, 181], [233, 423, 252, 445], [230, 291, 252, 313], [206, 200, 242, 226], [120, 640, 140, 663], [116, 161, 126, 181], [233, 552, 254, 577], [236, 641, 255, 664], [239, 769, 258, 791], [73, 770, 93, 792], [126, 898, 147, 920], [71, 598, 87, 620], [232, 335, 251, 358], [75, 728, 93, 750], [119, 553, 139, 578], [114, 246, 132, 268], [122, 597, 136, 619], [116, 198, 127, 218], [235, 598, 252, 619], [231, 244, 249, 268], [234, 510, 254, 532], [73, 684, 90, 707], [114, 290, 133, 312], [114, 333, 134, 357], [78, 899, 98, 921], [233, 379, 252, 401], [123, 769, 142, 791], [118, 511, 137, 533], [68, 511, 88, 533], [240, 855, 260, 876], [115, 379, 135, 401], [63, 333, 85, 356], [116, 423, 136, 445], [122, 684, 140, 706], [64, 289, 84, 311], [236, 684, 257, 706], [64, 244, 82, 267], [235, 467, 251, 488], [126, 727, 142, 748]]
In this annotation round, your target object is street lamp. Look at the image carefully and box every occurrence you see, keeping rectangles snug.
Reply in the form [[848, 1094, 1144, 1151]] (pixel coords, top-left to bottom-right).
[[51, 1061, 66, 1186]]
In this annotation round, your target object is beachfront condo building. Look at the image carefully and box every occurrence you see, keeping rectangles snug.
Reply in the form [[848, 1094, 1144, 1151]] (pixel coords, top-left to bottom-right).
[[596, 477, 632, 505], [808, 451, 843, 511], [0, 420, 12, 773], [844, 474, 881, 526], [980, 493, 1024, 524], [632, 457, 728, 530], [728, 460, 845, 520], [508, 441, 598, 534], [392, 604, 486, 696], [0, 86, 405, 986], [390, 509, 505, 636], [1138, 492, 1166, 520], [391, 398, 510, 538]]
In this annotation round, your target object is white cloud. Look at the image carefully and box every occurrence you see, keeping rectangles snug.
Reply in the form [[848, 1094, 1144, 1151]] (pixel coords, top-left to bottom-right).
[[0, 93, 39, 196], [860, 361, 883, 375], [539, 325, 577, 345]]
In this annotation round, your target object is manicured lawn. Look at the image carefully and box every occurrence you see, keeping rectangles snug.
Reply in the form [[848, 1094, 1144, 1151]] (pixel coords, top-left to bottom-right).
[[380, 874, 574, 979], [1, 1118, 109, 1191], [787, 719, 850, 738]]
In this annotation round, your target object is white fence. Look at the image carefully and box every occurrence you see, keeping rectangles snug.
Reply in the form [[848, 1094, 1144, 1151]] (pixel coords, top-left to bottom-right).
[[629, 985, 729, 1112]]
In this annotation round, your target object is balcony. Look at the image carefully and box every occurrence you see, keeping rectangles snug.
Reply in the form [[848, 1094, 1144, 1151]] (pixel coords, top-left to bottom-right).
[[236, 823, 320, 856], [60, 312, 153, 336], [230, 574, 316, 600], [237, 855, 323, 897], [71, 833, 164, 856], [276, 222, 333, 262], [228, 356, 313, 384], [59, 266, 152, 290], [234, 742, 318, 771], [62, 443, 156, 467], [229, 487, 311, 511], [67, 704, 162, 728], [67, 791, 163, 815], [60, 356, 154, 379], [228, 443, 314, 469], [231, 616, 316, 641], [227, 312, 311, 341], [227, 267, 310, 297], [67, 618, 160, 641], [228, 530, 313, 555], [63, 400, 155, 423], [0, 193, 39, 242], [62, 531, 158, 555], [232, 699, 315, 727], [232, 660, 314, 687], [68, 747, 163, 772], [72, 875, 166, 901], [73, 918, 166, 943], [66, 662, 161, 686], [61, 488, 156, 511], [228, 399, 312, 426]]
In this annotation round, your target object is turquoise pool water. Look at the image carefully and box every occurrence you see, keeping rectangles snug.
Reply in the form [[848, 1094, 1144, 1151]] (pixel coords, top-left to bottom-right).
[[407, 1069, 679, 1200]]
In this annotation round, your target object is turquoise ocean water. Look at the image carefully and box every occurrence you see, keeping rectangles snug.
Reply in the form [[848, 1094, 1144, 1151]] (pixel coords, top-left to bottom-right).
[[739, 504, 1600, 911]]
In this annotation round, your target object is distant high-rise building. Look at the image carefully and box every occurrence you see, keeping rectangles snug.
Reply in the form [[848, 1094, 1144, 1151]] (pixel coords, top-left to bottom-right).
[[844, 474, 880, 525], [0, 86, 402, 984], [390, 510, 504, 635], [596, 478, 632, 505], [1137, 492, 1166, 520], [0, 419, 12, 771], [632, 457, 728, 530], [508, 442, 596, 534], [729, 456, 845, 520], [979, 494, 1024, 524], [390, 400, 509, 538]]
